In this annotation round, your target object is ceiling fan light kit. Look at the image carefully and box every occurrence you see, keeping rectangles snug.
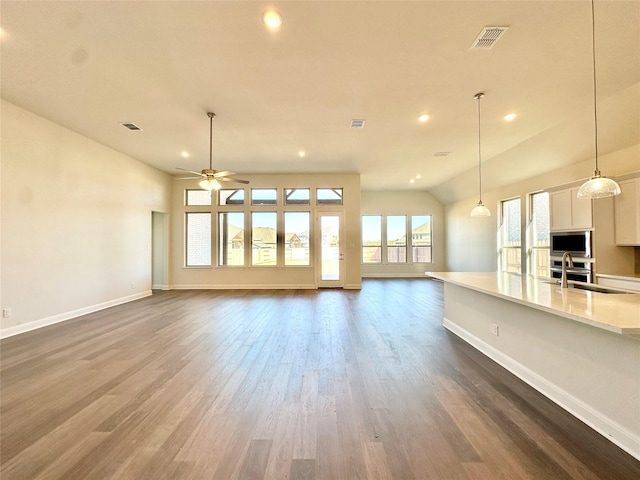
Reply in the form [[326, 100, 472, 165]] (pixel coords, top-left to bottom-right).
[[577, 0, 621, 200], [175, 112, 249, 191], [470, 92, 491, 218]]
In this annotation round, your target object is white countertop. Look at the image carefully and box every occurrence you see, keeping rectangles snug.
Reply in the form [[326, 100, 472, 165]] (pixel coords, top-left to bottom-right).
[[428, 272, 640, 335]]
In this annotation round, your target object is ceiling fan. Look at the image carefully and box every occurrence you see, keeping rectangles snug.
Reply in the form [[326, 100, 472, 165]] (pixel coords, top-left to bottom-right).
[[176, 112, 249, 191]]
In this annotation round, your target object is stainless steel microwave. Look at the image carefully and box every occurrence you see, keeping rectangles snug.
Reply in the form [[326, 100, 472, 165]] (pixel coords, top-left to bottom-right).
[[550, 231, 592, 258]]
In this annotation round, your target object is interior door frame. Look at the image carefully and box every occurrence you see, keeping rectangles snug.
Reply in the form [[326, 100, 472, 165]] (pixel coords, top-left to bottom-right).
[[315, 210, 345, 288]]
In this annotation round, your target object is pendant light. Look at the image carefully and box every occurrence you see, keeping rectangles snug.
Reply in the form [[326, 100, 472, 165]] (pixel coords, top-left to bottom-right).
[[470, 92, 491, 217], [577, 0, 621, 199]]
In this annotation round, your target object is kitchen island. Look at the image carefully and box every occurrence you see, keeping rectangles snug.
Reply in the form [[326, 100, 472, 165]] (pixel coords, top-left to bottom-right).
[[429, 271, 640, 460]]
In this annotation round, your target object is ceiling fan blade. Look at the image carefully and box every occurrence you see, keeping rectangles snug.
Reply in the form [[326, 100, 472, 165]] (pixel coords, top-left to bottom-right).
[[218, 177, 250, 185], [175, 176, 202, 180], [213, 170, 236, 178], [175, 167, 205, 176]]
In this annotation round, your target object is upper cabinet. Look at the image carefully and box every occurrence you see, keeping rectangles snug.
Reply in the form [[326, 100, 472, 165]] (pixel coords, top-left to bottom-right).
[[614, 176, 640, 246], [550, 187, 592, 231]]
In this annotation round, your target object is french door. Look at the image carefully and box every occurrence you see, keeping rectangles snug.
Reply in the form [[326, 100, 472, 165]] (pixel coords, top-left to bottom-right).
[[316, 211, 345, 288]]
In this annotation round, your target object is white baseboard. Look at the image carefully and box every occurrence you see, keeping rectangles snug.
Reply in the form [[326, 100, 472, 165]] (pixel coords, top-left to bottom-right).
[[170, 284, 316, 290], [152, 284, 170, 290], [0, 291, 153, 339], [443, 318, 640, 461], [344, 283, 362, 290], [361, 273, 429, 278]]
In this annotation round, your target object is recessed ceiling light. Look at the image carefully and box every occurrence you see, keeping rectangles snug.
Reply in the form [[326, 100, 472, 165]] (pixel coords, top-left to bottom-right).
[[410, 178, 415, 184], [504, 113, 517, 121], [263, 10, 282, 29], [416, 174, 422, 179], [418, 114, 430, 123], [181, 151, 190, 158], [298, 150, 306, 158]]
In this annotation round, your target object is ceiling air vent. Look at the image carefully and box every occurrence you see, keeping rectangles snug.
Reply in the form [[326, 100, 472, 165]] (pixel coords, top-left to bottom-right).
[[470, 26, 509, 50], [120, 122, 142, 131], [434, 151, 452, 157], [350, 119, 365, 129]]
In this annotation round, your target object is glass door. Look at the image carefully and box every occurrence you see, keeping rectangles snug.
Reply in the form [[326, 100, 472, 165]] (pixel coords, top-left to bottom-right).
[[316, 212, 344, 288]]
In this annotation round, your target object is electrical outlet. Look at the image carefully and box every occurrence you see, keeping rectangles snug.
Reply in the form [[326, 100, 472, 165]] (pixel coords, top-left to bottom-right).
[[130, 282, 135, 289], [2, 308, 12, 318], [491, 324, 499, 336]]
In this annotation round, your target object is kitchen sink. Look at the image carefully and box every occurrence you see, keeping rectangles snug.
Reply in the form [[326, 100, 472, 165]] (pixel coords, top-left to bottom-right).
[[542, 280, 635, 294], [568, 283, 635, 294]]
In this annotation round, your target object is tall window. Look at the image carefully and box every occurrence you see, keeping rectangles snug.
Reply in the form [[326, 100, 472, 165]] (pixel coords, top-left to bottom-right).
[[499, 198, 522, 273], [411, 215, 432, 263], [362, 215, 382, 263], [252, 212, 277, 266], [284, 212, 310, 266], [219, 212, 244, 266], [186, 213, 211, 266], [387, 215, 407, 263], [529, 192, 550, 277]]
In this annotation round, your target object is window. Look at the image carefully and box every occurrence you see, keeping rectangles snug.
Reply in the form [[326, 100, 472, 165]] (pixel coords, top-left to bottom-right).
[[411, 215, 432, 263], [284, 188, 310, 205], [252, 189, 277, 205], [387, 215, 407, 263], [499, 198, 522, 273], [529, 192, 550, 277], [361, 214, 432, 265], [186, 189, 211, 206], [186, 213, 211, 266], [362, 215, 382, 263], [316, 188, 343, 205], [252, 212, 277, 265], [284, 212, 310, 265], [219, 189, 245, 205], [219, 212, 244, 266]]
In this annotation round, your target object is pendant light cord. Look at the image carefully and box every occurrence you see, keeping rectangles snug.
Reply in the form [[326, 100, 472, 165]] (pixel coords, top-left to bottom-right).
[[591, 0, 599, 173], [477, 93, 483, 202]]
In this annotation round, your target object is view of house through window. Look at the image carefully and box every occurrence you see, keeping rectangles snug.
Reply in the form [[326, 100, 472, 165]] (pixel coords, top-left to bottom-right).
[[252, 212, 277, 266], [411, 215, 432, 263], [529, 192, 550, 277], [284, 212, 310, 266], [361, 214, 432, 265], [218, 212, 244, 266], [499, 198, 522, 273]]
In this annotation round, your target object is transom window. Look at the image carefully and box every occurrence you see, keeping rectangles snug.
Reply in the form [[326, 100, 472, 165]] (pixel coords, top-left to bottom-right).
[[284, 188, 310, 205], [251, 188, 277, 205], [316, 188, 343, 205]]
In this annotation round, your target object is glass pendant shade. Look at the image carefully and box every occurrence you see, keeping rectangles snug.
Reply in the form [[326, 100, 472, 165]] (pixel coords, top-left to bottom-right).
[[199, 178, 221, 191], [577, 172, 621, 199], [470, 201, 491, 217], [576, 0, 621, 200]]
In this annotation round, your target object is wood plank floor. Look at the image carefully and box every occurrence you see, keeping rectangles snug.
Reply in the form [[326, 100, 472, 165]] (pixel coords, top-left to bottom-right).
[[1, 279, 638, 480]]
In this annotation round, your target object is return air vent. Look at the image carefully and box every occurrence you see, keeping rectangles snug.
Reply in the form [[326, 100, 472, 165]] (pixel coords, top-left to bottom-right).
[[350, 119, 365, 129], [470, 26, 509, 50], [433, 151, 452, 157], [120, 122, 142, 131]]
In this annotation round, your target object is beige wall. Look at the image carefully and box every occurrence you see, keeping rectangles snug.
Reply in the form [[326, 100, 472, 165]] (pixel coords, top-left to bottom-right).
[[361, 190, 445, 276], [170, 173, 362, 289], [0, 100, 172, 336], [444, 144, 640, 273]]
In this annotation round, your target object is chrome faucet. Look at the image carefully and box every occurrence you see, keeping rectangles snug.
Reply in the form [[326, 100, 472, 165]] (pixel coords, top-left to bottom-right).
[[561, 251, 574, 288]]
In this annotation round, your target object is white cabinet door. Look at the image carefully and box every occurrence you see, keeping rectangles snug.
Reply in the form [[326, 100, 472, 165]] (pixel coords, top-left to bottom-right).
[[614, 177, 640, 245], [550, 187, 592, 231]]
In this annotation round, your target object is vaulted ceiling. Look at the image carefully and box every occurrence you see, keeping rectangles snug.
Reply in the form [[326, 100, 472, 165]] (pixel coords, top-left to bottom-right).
[[1, 1, 638, 203]]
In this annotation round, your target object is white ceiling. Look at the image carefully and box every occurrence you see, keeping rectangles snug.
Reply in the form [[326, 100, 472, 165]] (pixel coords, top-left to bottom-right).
[[1, 1, 639, 203]]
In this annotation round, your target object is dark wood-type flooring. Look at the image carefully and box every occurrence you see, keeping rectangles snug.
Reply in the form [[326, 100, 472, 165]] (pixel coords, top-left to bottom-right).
[[1, 279, 639, 479]]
